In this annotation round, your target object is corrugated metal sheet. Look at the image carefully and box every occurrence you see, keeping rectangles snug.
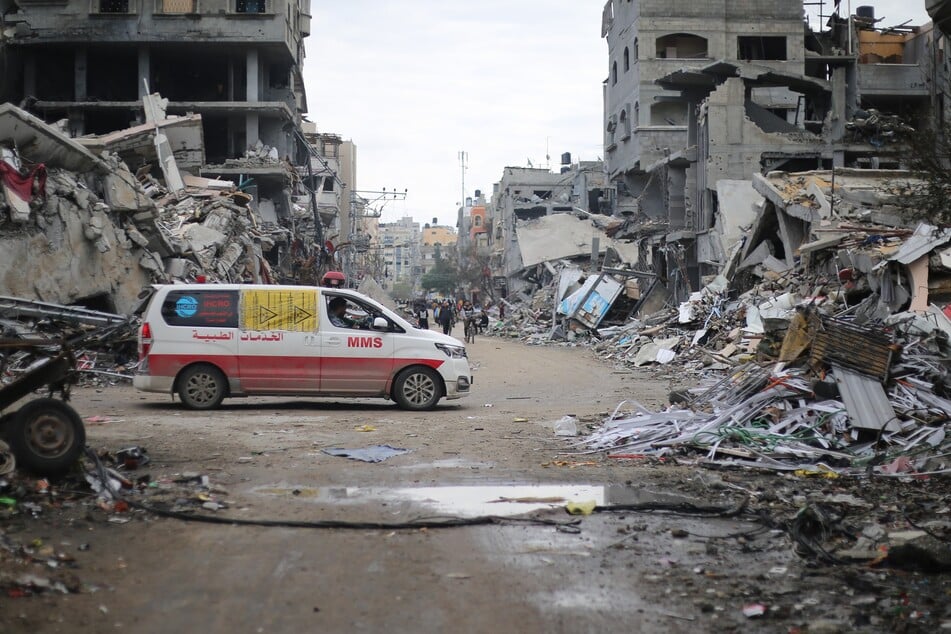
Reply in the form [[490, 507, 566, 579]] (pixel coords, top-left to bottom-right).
[[833, 365, 900, 432], [889, 223, 951, 264]]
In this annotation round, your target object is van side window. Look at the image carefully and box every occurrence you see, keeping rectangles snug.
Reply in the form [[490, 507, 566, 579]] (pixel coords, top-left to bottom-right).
[[326, 295, 371, 330], [161, 290, 239, 328]]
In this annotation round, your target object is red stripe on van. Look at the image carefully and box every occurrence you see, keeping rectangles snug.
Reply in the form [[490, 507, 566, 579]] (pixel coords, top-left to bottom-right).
[[145, 354, 444, 380]]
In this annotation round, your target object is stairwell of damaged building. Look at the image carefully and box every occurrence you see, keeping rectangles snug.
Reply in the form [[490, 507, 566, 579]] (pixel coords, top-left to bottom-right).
[[0, 0, 346, 315]]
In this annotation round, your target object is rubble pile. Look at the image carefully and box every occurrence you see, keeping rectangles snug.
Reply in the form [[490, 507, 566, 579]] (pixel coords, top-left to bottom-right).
[[0, 450, 229, 598], [0, 296, 138, 383], [0, 102, 318, 314], [487, 171, 951, 475]]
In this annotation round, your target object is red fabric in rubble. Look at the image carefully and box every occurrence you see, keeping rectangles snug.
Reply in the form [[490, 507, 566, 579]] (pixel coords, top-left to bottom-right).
[[0, 160, 47, 202]]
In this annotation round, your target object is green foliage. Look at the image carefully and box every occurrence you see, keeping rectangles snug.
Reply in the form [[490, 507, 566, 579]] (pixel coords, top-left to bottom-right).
[[389, 282, 414, 301], [420, 258, 459, 295], [905, 120, 951, 226]]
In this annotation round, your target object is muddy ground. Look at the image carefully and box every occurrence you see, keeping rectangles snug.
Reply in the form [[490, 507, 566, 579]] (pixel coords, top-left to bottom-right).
[[1, 325, 949, 633]]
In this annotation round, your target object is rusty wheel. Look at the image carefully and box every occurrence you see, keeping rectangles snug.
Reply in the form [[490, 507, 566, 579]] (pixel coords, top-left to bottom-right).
[[7, 398, 85, 477]]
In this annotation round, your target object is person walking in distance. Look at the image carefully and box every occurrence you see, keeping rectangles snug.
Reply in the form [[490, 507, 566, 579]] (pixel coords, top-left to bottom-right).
[[415, 301, 429, 330], [438, 300, 453, 335]]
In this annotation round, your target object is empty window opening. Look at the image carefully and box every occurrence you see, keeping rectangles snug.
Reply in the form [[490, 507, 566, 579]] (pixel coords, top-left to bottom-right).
[[322, 178, 334, 192], [34, 49, 75, 101], [655, 34, 708, 59], [268, 64, 289, 89], [533, 190, 552, 199], [738, 36, 787, 61], [623, 47, 630, 71], [88, 48, 138, 101], [620, 109, 631, 136], [650, 102, 687, 126], [152, 49, 238, 102], [515, 207, 547, 221], [612, 61, 618, 85]]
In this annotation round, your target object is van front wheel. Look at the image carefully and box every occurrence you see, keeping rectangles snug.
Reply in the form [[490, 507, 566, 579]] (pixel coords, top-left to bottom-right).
[[178, 364, 227, 410], [393, 366, 442, 410]]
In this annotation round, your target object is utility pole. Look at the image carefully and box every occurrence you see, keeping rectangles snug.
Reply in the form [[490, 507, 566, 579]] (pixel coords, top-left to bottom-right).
[[458, 151, 468, 205]]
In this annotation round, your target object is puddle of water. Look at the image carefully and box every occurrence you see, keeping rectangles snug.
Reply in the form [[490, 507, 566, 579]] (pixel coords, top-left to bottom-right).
[[251, 483, 604, 517], [248, 483, 712, 519], [398, 458, 495, 470], [395, 485, 604, 517]]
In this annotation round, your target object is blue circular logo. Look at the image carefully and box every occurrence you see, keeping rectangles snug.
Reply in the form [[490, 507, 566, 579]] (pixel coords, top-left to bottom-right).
[[176, 296, 199, 318]]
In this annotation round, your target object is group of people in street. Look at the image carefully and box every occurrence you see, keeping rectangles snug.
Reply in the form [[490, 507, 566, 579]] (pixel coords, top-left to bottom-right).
[[412, 298, 489, 336]]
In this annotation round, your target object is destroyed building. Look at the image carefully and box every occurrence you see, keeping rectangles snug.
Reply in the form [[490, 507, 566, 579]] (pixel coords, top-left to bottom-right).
[[488, 161, 628, 297], [1, 0, 311, 162], [0, 1, 359, 312], [601, 1, 948, 303]]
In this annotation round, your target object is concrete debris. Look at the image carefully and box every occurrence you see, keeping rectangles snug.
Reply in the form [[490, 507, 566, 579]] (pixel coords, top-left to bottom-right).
[[0, 296, 138, 384], [0, 101, 325, 314], [485, 170, 951, 476]]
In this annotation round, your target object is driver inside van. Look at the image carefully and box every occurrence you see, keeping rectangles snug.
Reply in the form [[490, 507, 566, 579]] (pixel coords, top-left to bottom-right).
[[328, 296, 365, 329]]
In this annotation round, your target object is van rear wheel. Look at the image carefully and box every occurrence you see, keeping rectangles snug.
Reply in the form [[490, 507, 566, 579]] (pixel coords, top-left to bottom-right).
[[178, 364, 227, 410], [393, 366, 442, 410]]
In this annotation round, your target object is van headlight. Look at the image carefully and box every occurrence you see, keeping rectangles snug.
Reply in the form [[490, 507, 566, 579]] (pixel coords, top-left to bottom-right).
[[435, 343, 467, 359]]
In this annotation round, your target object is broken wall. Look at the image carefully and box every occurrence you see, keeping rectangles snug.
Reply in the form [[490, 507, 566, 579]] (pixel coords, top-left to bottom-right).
[[704, 78, 821, 189], [0, 170, 149, 313]]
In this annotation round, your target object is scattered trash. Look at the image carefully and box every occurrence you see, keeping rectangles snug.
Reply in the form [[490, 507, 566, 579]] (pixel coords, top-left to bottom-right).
[[354, 425, 377, 433], [552, 415, 579, 437], [742, 604, 767, 618], [0, 441, 14, 476], [114, 446, 150, 470], [321, 445, 412, 463], [565, 500, 597, 516]]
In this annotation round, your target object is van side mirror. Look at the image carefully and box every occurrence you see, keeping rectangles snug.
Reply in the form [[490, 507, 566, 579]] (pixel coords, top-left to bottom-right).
[[372, 317, 389, 330]]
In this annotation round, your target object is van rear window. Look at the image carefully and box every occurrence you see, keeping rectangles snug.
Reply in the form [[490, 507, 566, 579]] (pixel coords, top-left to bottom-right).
[[160, 290, 239, 328]]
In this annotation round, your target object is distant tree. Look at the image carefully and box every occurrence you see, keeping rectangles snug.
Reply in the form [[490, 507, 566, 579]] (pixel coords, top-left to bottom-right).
[[420, 258, 458, 295], [389, 282, 414, 302], [904, 118, 951, 225], [456, 245, 493, 301]]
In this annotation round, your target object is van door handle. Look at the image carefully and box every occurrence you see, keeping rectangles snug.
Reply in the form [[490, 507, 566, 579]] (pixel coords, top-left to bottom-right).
[[326, 336, 342, 347]]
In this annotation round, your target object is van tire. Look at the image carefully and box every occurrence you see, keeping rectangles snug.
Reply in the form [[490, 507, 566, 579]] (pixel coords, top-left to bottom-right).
[[393, 366, 442, 410], [178, 364, 227, 410]]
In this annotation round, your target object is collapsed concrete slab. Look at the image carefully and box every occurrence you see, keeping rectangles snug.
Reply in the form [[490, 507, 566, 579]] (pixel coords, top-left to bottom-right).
[[0, 104, 103, 173], [515, 213, 639, 269]]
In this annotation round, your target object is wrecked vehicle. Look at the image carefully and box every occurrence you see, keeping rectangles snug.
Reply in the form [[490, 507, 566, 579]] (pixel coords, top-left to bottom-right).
[[0, 315, 130, 477], [134, 284, 472, 410]]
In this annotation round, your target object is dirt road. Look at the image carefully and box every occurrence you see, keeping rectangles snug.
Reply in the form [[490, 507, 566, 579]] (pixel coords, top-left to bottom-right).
[[1, 328, 945, 633]]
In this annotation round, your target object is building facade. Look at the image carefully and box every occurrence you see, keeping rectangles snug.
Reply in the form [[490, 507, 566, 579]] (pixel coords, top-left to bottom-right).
[[3, 0, 311, 163], [604, 1, 948, 301], [377, 216, 421, 290], [602, 0, 804, 218]]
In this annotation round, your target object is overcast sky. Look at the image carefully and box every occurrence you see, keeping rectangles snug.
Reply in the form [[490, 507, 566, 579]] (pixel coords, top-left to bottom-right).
[[306, 1, 931, 229]]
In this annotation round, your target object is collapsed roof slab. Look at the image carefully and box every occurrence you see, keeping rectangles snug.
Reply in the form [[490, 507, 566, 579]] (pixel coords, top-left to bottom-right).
[[514, 213, 639, 270], [77, 114, 205, 171], [656, 60, 831, 97], [0, 103, 104, 172], [753, 169, 924, 221]]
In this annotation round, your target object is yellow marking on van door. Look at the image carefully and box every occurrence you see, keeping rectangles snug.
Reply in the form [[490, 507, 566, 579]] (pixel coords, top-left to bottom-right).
[[241, 289, 318, 332]]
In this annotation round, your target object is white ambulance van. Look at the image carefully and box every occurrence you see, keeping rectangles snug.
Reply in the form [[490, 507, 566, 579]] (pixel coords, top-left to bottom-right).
[[133, 284, 472, 410]]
